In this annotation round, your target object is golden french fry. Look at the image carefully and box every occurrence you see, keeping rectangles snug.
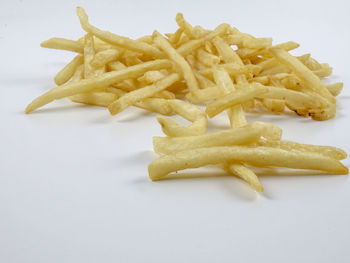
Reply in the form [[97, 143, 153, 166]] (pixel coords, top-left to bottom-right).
[[206, 83, 269, 118], [108, 73, 179, 115], [153, 31, 199, 93], [257, 139, 347, 160], [148, 146, 348, 180], [185, 86, 224, 104], [106, 87, 174, 115], [157, 99, 207, 137], [70, 92, 117, 107], [76, 7, 164, 58], [83, 33, 96, 78], [40, 37, 84, 53], [54, 54, 83, 85], [270, 48, 335, 104], [176, 23, 230, 57], [223, 163, 264, 192], [137, 70, 167, 85], [25, 59, 172, 113], [213, 69, 247, 127], [91, 48, 120, 68], [313, 63, 332, 78], [326, 82, 343, 96], [153, 122, 265, 155], [176, 13, 195, 39], [196, 48, 220, 66]]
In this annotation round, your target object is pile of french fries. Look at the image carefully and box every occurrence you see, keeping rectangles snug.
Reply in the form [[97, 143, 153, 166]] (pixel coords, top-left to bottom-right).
[[26, 7, 348, 192]]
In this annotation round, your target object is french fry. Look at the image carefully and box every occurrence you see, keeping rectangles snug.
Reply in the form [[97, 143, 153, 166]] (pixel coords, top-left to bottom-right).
[[176, 23, 230, 57], [91, 48, 120, 68], [76, 7, 164, 58], [54, 54, 83, 85], [196, 48, 220, 66], [148, 146, 348, 180], [257, 139, 347, 160], [326, 82, 343, 96], [108, 73, 180, 115], [153, 122, 266, 154], [153, 31, 199, 93], [223, 163, 264, 192], [70, 92, 118, 107], [25, 59, 172, 113], [40, 37, 84, 53], [157, 100, 207, 137], [206, 83, 269, 118]]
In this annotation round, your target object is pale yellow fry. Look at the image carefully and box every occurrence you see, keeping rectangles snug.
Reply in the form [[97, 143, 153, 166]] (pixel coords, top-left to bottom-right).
[[326, 82, 343, 96], [138, 70, 167, 85], [153, 122, 265, 155], [313, 63, 332, 78], [25, 59, 172, 113], [168, 27, 184, 45], [108, 73, 180, 115], [83, 33, 96, 78], [185, 86, 224, 104], [212, 36, 243, 65], [253, 84, 325, 109], [153, 31, 199, 92], [176, 23, 230, 57], [148, 146, 348, 180], [270, 48, 335, 104], [106, 87, 173, 115], [54, 54, 83, 85], [196, 48, 220, 67], [91, 49, 120, 68], [213, 69, 247, 128], [206, 83, 269, 118], [224, 163, 264, 192], [157, 100, 207, 137], [262, 99, 285, 113], [176, 13, 195, 39], [76, 7, 163, 58], [70, 92, 117, 107], [200, 64, 261, 80], [257, 139, 347, 160], [40, 37, 84, 53]]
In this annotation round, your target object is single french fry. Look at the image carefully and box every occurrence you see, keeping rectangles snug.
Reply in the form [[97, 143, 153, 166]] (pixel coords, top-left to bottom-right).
[[176, 13, 195, 39], [326, 83, 343, 96], [224, 163, 264, 192], [148, 146, 348, 180], [257, 139, 347, 160], [40, 37, 84, 53], [54, 54, 83, 85], [83, 33, 96, 78], [76, 7, 164, 58], [70, 92, 118, 107]]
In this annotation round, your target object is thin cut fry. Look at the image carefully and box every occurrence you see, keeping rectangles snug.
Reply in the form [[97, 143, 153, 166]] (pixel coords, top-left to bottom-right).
[[54, 54, 83, 85], [148, 146, 348, 180], [40, 37, 84, 53]]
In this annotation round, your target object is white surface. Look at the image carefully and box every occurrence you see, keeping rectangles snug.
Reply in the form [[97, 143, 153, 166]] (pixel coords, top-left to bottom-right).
[[1, 0, 350, 262]]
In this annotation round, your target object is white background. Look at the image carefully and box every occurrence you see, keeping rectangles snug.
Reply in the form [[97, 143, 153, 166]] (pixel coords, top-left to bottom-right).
[[1, 0, 350, 262]]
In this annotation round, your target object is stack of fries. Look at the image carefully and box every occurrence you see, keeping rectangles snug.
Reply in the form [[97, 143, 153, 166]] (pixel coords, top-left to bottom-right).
[[26, 7, 348, 192]]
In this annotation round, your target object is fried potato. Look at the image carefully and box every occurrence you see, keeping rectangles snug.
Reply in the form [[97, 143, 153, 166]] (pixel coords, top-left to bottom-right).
[[148, 146, 348, 180], [91, 49, 120, 68], [206, 83, 269, 118], [25, 59, 172, 113], [153, 31, 199, 92], [108, 73, 180, 115], [76, 7, 164, 58], [157, 100, 207, 137], [54, 54, 83, 85], [40, 37, 84, 53]]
